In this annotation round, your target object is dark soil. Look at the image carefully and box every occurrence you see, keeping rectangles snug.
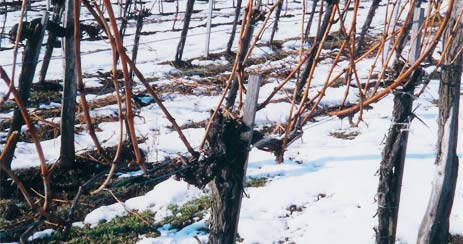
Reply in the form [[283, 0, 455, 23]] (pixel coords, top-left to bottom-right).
[[0, 141, 181, 243]]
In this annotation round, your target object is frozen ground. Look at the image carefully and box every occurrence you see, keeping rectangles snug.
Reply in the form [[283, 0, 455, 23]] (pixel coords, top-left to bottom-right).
[[80, 78, 463, 244], [1, 0, 462, 243]]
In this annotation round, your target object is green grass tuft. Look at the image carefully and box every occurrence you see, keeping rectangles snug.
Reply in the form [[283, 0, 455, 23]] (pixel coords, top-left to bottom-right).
[[245, 177, 268, 188], [161, 196, 211, 230], [35, 211, 158, 244]]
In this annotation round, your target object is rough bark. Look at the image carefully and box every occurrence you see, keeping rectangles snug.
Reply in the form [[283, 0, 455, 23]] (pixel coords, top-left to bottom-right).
[[376, 5, 424, 243], [174, 0, 195, 65], [225, 5, 255, 110], [354, 0, 381, 57], [208, 75, 260, 244], [0, 0, 7, 51], [207, 142, 248, 244], [2, 17, 47, 170], [172, 0, 179, 30], [304, 0, 318, 41], [226, 0, 242, 54], [376, 70, 420, 244], [118, 0, 131, 41], [38, 0, 64, 84], [268, 0, 283, 46], [417, 3, 463, 242], [112, 0, 131, 64], [130, 10, 144, 79], [60, 0, 77, 168], [297, 0, 335, 96]]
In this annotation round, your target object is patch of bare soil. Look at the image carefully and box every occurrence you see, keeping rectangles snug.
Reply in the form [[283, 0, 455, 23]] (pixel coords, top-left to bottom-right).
[[0, 141, 182, 242], [450, 235, 463, 244]]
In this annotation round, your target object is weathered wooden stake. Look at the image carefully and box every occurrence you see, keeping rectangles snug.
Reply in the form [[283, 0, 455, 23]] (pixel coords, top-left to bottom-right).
[[0, 0, 6, 51], [60, 0, 77, 167], [175, 0, 195, 65], [208, 75, 261, 244], [375, 6, 424, 244], [130, 9, 144, 79], [304, 0, 318, 41], [297, 0, 335, 96], [355, 0, 381, 57], [226, 4, 255, 110], [38, 0, 64, 83], [2, 12, 48, 170], [226, 0, 242, 54], [382, 0, 401, 66], [269, 0, 283, 46], [409, 8, 425, 63], [417, 1, 463, 243], [204, 0, 213, 57]]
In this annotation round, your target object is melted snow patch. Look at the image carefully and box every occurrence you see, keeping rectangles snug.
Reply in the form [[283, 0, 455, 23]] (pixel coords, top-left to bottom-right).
[[137, 220, 208, 244], [84, 179, 203, 227], [28, 229, 54, 242], [191, 57, 229, 66]]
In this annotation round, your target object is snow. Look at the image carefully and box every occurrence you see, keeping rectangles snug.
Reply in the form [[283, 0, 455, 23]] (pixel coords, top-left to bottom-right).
[[81, 81, 463, 243], [1, 0, 463, 243], [72, 222, 85, 228], [191, 57, 229, 66], [27, 229, 54, 242], [84, 179, 203, 227], [117, 170, 145, 178], [138, 220, 209, 244]]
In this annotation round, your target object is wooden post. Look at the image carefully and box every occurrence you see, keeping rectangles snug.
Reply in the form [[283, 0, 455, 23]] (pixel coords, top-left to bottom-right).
[[60, 0, 77, 168], [226, 0, 242, 54], [304, 0, 318, 41], [205, 0, 213, 57], [2, 12, 48, 171], [175, 0, 195, 65], [297, 0, 335, 96], [269, 0, 283, 46], [38, 0, 64, 83], [208, 75, 261, 244], [382, 0, 401, 66], [172, 0, 179, 30], [409, 8, 425, 63], [130, 9, 144, 79], [0, 0, 6, 51], [355, 0, 381, 57], [254, 0, 262, 11], [226, 4, 255, 110], [159, 0, 164, 14], [375, 6, 424, 244], [417, 2, 463, 243]]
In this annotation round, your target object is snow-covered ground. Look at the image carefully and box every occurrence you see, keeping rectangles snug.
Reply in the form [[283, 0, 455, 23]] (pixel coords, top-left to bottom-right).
[[76, 78, 463, 244], [1, 0, 463, 243]]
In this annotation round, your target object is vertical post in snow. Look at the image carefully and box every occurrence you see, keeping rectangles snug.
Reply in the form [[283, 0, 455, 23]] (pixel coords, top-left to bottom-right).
[[269, 0, 283, 46], [131, 10, 144, 79], [159, 0, 164, 14], [1, 10, 49, 170], [382, 0, 401, 66], [409, 8, 425, 63], [235, 74, 261, 220], [417, 1, 463, 243], [60, 0, 77, 168], [375, 5, 424, 244], [241, 75, 261, 147], [205, 0, 213, 57], [254, 0, 262, 11], [355, 0, 381, 57], [175, 0, 195, 65], [38, 0, 64, 84], [226, 0, 242, 54], [0, 0, 6, 51], [208, 75, 261, 244]]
